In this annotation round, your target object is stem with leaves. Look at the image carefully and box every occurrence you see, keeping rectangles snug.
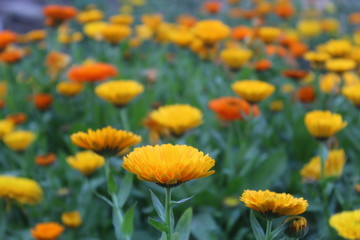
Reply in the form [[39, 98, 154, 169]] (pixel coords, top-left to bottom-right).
[[165, 187, 173, 240]]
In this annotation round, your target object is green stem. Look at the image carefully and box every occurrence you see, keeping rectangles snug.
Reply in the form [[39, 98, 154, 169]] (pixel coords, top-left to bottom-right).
[[265, 219, 273, 240], [320, 143, 329, 180], [165, 187, 173, 240], [120, 109, 130, 131]]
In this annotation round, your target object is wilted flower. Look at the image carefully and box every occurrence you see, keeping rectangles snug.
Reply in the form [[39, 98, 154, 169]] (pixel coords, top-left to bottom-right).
[[0, 119, 14, 139], [232, 80, 275, 104], [326, 58, 356, 74], [61, 211, 82, 228], [329, 209, 360, 240], [192, 20, 230, 45], [31, 222, 64, 240], [123, 144, 215, 187], [35, 153, 56, 166], [342, 84, 360, 107], [220, 48, 252, 70], [56, 82, 84, 97], [240, 190, 308, 219], [68, 61, 118, 83], [67, 151, 105, 176], [3, 130, 35, 152], [0, 175, 43, 204], [284, 216, 309, 239]]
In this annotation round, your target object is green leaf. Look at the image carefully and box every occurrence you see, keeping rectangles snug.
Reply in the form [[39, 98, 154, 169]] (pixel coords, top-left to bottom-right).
[[175, 208, 192, 240], [250, 211, 265, 240], [106, 167, 117, 194], [148, 217, 168, 233], [171, 196, 194, 206], [150, 190, 165, 221], [121, 203, 136, 236], [117, 172, 133, 208], [271, 222, 289, 239]]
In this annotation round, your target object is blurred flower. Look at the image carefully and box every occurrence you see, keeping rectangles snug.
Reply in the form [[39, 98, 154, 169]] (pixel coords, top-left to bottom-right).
[[255, 1, 272, 17], [232, 80, 275, 104], [83, 21, 108, 39], [281, 84, 295, 94], [68, 61, 118, 83], [208, 97, 260, 121], [123, 144, 215, 187], [0, 119, 14, 139], [149, 104, 202, 137], [0, 81, 6, 98], [304, 110, 347, 140], [203, 1, 222, 14], [25, 30, 47, 42], [32, 93, 53, 111], [258, 27, 281, 44], [31, 222, 64, 240], [6, 113, 27, 125], [71, 126, 141, 156], [101, 24, 132, 45], [255, 59, 272, 71], [284, 216, 309, 239], [324, 39, 351, 57], [329, 209, 360, 240], [61, 211, 82, 228], [169, 28, 193, 47], [0, 47, 23, 64], [289, 42, 308, 58], [45, 51, 71, 76], [342, 84, 360, 107], [326, 58, 356, 74], [297, 86, 316, 103], [274, 0, 295, 19], [269, 100, 284, 112], [304, 51, 330, 68], [56, 82, 84, 97], [266, 45, 286, 57], [224, 196, 240, 207], [231, 26, 252, 41], [141, 14, 163, 30], [220, 48, 252, 71], [177, 15, 197, 28], [0, 30, 17, 49], [43, 5, 77, 26], [35, 153, 56, 166], [283, 70, 308, 81], [3, 130, 35, 152], [57, 188, 70, 197], [349, 12, 360, 24], [135, 24, 153, 40], [77, 8, 104, 24], [143, 115, 169, 145], [192, 20, 230, 46], [297, 19, 321, 38], [67, 151, 105, 176], [110, 14, 134, 25], [0, 175, 43, 204], [321, 18, 340, 34], [355, 184, 360, 193], [240, 190, 308, 219]]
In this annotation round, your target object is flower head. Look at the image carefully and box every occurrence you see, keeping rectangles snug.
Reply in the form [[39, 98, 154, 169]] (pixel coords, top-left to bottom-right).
[[110, 14, 134, 25], [0, 119, 14, 139], [297, 86, 316, 103], [77, 8, 104, 24], [220, 48, 252, 70], [32, 93, 53, 111], [95, 80, 144, 107], [70, 126, 141, 156], [240, 190, 308, 219], [284, 216, 309, 239], [101, 24, 132, 44], [258, 27, 281, 44], [3, 130, 35, 151], [304, 110, 347, 140], [61, 211, 82, 228], [0, 175, 43, 204], [31, 222, 64, 240], [232, 80, 275, 104], [329, 209, 360, 240], [297, 19, 321, 38], [67, 151, 105, 176], [326, 58, 356, 74], [192, 20, 230, 45], [324, 39, 352, 57], [56, 82, 84, 97], [35, 153, 56, 166], [123, 144, 215, 187], [342, 84, 360, 107], [43, 5, 77, 26], [0, 30, 17, 49], [67, 61, 118, 83]]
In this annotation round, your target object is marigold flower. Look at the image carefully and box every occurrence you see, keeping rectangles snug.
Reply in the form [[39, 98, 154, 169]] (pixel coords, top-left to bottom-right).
[[3, 130, 35, 151], [321, 18, 340, 34], [324, 39, 351, 57], [203, 1, 222, 14], [141, 14, 163, 30], [240, 190, 308, 219], [289, 42, 308, 58], [56, 82, 84, 97], [258, 27, 281, 44], [0, 119, 14, 139], [342, 84, 360, 107], [192, 20, 230, 45], [269, 100, 284, 112], [0, 30, 17, 49], [266, 45, 286, 57], [101, 24, 132, 45], [110, 14, 134, 25], [31, 222, 64, 240], [255, 59, 272, 71], [45, 51, 71, 75], [177, 15, 197, 28], [274, 0, 295, 19], [43, 5, 77, 26], [77, 8, 104, 24], [220, 48, 252, 70], [25, 30, 47, 42], [67, 151, 105, 176], [297, 19, 321, 38], [320, 72, 360, 94], [208, 97, 260, 121], [61, 211, 82, 228], [231, 26, 252, 41], [297, 86, 316, 103], [169, 29, 193, 47], [0, 175, 43, 204], [232, 80, 275, 104], [326, 58, 356, 74], [67, 61, 118, 83], [283, 70, 308, 81], [329, 209, 360, 240], [304, 51, 330, 69], [6, 113, 27, 125], [83, 21, 108, 39], [32, 93, 53, 111], [123, 144, 215, 187], [301, 149, 346, 182], [71, 126, 141, 156], [284, 216, 309, 239], [0, 47, 23, 64], [304, 110, 347, 140], [149, 104, 202, 136], [35, 153, 56, 166]]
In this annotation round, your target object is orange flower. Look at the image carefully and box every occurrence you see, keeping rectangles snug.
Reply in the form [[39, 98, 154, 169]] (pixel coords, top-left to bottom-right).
[[45, 51, 71, 75], [349, 12, 360, 24], [141, 14, 163, 30], [0, 30, 18, 49], [255, 59, 272, 71], [6, 113, 27, 125], [289, 42, 308, 58], [0, 48, 23, 64], [266, 45, 286, 56], [274, 0, 295, 19], [297, 86, 316, 103], [231, 26, 252, 41], [32, 94, 53, 111], [31, 222, 64, 240], [67, 62, 118, 83], [203, 1, 222, 14], [208, 97, 260, 121], [283, 70, 308, 81], [35, 153, 56, 166], [43, 5, 77, 26]]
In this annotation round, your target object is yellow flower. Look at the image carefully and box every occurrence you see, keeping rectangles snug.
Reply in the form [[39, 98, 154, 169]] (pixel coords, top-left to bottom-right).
[[101, 24, 132, 44], [300, 149, 346, 182], [95, 80, 144, 107], [70, 126, 141, 156], [83, 21, 108, 39], [3, 130, 35, 151], [31, 222, 64, 240], [304, 51, 330, 68], [320, 72, 360, 94], [56, 82, 84, 97], [61, 211, 82, 228], [25, 30, 47, 42], [141, 14, 163, 30], [135, 24, 153, 40], [110, 14, 134, 25], [232, 80, 275, 104], [343, 84, 360, 107], [149, 104, 203, 136], [297, 19, 321, 38], [329, 209, 360, 240], [269, 100, 284, 112], [326, 58, 356, 74], [220, 48, 253, 70], [0, 119, 14, 139], [304, 110, 347, 140], [123, 144, 215, 187], [321, 18, 340, 34], [258, 27, 281, 44], [324, 39, 352, 57], [67, 151, 105, 176], [240, 190, 308, 219], [192, 20, 230, 45], [348, 47, 360, 64], [284, 216, 309, 239], [77, 9, 104, 24], [169, 28, 193, 47], [0, 175, 43, 204]]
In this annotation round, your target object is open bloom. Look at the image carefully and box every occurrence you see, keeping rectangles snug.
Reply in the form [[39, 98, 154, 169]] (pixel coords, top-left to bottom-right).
[[324, 39, 352, 57], [31, 222, 64, 240], [300, 149, 346, 182], [220, 48, 252, 70], [32, 93, 53, 111], [0, 175, 43, 204], [0, 119, 14, 139], [329, 209, 360, 240], [101, 24, 132, 44], [95, 80, 144, 107], [326, 58, 356, 74], [56, 82, 84, 97], [67, 151, 105, 176], [123, 144, 215, 187], [240, 190, 308, 219], [297, 86, 316, 103], [61, 211, 82, 228], [258, 27, 281, 44], [110, 14, 134, 25], [149, 104, 202, 136], [43, 5, 77, 26], [192, 20, 230, 45], [68, 61, 118, 83], [304, 110, 347, 140], [232, 80, 275, 104], [71, 126, 141, 156], [342, 84, 360, 107], [0, 30, 17, 49], [3, 130, 35, 151]]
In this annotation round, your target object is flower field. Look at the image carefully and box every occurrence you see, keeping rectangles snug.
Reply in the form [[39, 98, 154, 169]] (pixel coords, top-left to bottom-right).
[[1, 0, 360, 239]]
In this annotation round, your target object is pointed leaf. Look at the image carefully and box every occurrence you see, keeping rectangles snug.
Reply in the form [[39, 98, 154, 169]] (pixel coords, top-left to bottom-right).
[[271, 222, 289, 239], [148, 217, 168, 233], [171, 196, 194, 206], [121, 203, 136, 236], [175, 208, 192, 240], [150, 190, 165, 221], [250, 211, 265, 240], [118, 172, 133, 208]]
